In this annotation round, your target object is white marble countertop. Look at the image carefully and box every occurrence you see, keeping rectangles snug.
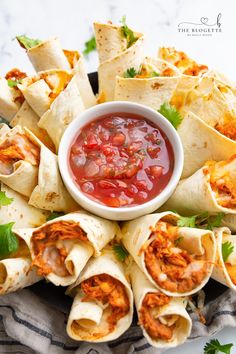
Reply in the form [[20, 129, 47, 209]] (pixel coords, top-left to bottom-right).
[[0, 0, 236, 352]]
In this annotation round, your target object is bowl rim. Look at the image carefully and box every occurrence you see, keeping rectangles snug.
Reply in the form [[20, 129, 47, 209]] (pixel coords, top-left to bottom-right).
[[58, 101, 184, 215]]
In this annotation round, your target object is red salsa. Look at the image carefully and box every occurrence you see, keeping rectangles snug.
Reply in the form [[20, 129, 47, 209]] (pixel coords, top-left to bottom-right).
[[69, 113, 174, 207]]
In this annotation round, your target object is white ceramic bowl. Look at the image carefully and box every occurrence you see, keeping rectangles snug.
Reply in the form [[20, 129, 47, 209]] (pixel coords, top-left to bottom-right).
[[58, 101, 183, 220]]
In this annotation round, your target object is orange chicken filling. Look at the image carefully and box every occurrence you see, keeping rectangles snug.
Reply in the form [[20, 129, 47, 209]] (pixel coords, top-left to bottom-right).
[[215, 121, 236, 141], [160, 47, 208, 76], [144, 221, 208, 293], [206, 160, 236, 209], [0, 133, 40, 175], [5, 68, 27, 104], [225, 264, 236, 285], [31, 221, 87, 277], [133, 64, 176, 79], [81, 274, 130, 333], [139, 292, 174, 340]]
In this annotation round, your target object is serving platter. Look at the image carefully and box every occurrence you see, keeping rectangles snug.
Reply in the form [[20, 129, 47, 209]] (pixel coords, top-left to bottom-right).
[[29, 72, 227, 315]]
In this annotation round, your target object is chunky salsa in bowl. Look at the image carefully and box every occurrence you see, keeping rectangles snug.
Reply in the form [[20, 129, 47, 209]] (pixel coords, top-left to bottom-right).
[[58, 102, 184, 220]]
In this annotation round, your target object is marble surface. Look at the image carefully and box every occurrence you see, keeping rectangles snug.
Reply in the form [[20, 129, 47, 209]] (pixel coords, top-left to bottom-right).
[[0, 0, 236, 352]]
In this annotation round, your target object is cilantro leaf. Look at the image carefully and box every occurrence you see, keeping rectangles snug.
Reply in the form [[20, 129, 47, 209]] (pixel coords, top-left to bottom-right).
[[124, 67, 138, 78], [204, 339, 233, 354], [46, 212, 65, 221], [83, 36, 96, 56], [222, 241, 234, 262], [0, 222, 18, 259], [151, 71, 160, 77], [158, 102, 183, 129], [120, 16, 137, 48], [0, 191, 13, 206], [174, 236, 184, 246], [207, 213, 225, 230], [7, 79, 22, 88], [177, 216, 196, 228], [113, 244, 129, 262], [16, 35, 42, 49]]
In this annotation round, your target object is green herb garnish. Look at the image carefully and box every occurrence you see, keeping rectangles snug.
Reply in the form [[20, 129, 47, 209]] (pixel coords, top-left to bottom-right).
[[46, 212, 65, 221], [113, 244, 129, 262], [83, 35, 96, 56], [207, 213, 225, 230], [177, 215, 197, 228], [16, 35, 42, 49], [124, 67, 138, 78], [222, 241, 234, 262], [7, 79, 22, 88], [158, 102, 183, 129], [204, 339, 233, 354], [0, 222, 18, 259], [176, 212, 225, 230], [174, 236, 184, 246], [120, 16, 137, 48], [151, 71, 160, 77], [0, 191, 13, 206]]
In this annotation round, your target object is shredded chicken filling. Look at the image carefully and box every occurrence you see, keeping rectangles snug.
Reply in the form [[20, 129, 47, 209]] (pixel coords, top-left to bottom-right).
[[225, 263, 236, 285], [139, 292, 175, 340], [133, 64, 176, 78], [144, 221, 208, 293], [215, 121, 236, 141], [5, 68, 26, 104], [80, 274, 130, 335], [206, 160, 236, 209], [160, 47, 208, 76], [31, 221, 87, 277], [0, 133, 40, 175]]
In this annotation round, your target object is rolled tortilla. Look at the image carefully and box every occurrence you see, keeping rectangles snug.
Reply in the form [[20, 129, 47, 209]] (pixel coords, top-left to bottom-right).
[[94, 21, 145, 102], [222, 215, 236, 233], [158, 47, 207, 109], [122, 212, 216, 296], [29, 212, 118, 286], [17, 36, 96, 109], [10, 101, 55, 151], [178, 112, 236, 178], [0, 182, 49, 228], [158, 47, 208, 76], [212, 227, 236, 290], [67, 250, 133, 342], [164, 155, 236, 215], [114, 57, 180, 109], [0, 124, 39, 197], [130, 262, 191, 348], [0, 78, 22, 121], [0, 228, 41, 295], [25, 37, 71, 72], [0, 124, 77, 211], [18, 69, 95, 151], [183, 76, 236, 141]]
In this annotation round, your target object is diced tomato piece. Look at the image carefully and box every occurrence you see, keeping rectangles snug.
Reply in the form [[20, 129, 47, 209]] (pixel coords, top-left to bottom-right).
[[135, 180, 148, 191], [112, 133, 126, 146], [137, 191, 148, 201], [103, 197, 120, 207], [149, 165, 163, 177], [85, 134, 99, 148], [147, 146, 160, 159], [126, 184, 138, 197]]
